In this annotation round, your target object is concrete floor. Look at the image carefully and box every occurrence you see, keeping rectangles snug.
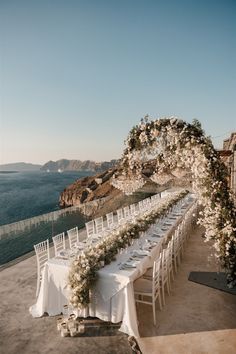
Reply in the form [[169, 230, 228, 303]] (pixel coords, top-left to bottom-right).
[[0, 226, 235, 354]]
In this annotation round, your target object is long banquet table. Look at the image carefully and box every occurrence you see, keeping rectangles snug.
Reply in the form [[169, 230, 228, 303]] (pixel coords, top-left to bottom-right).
[[30, 194, 195, 337]]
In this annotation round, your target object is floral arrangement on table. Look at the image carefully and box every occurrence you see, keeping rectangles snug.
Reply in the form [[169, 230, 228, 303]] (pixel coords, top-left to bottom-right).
[[111, 116, 236, 287], [68, 189, 188, 309]]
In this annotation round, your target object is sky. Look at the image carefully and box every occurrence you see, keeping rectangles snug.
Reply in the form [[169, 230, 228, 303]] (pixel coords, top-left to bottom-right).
[[0, 0, 235, 165]]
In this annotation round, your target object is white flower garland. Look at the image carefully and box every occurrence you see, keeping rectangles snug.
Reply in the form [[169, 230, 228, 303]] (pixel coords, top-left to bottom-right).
[[68, 190, 188, 309], [112, 116, 236, 287]]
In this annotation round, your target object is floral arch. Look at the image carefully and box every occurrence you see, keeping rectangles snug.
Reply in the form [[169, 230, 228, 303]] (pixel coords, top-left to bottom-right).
[[111, 116, 236, 286]]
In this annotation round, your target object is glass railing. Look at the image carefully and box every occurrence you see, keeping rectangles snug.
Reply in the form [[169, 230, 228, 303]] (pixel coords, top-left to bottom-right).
[[0, 206, 88, 266], [0, 188, 169, 267]]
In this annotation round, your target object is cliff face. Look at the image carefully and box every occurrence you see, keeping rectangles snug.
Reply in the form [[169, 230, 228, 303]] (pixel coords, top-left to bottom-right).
[[41, 159, 118, 172], [59, 168, 121, 208]]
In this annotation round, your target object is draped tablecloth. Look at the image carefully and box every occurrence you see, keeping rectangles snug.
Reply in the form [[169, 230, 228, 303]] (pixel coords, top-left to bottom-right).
[[29, 195, 194, 337], [29, 236, 164, 337]]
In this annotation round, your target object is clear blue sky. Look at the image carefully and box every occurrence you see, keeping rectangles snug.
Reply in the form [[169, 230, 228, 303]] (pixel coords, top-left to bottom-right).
[[0, 0, 235, 165]]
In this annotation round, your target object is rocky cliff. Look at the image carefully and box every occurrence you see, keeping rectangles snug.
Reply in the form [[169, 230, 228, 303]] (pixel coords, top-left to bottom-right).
[[59, 168, 119, 207], [41, 159, 118, 172]]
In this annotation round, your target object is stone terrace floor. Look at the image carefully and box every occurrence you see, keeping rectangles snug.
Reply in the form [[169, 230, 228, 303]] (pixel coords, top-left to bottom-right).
[[137, 227, 236, 354], [0, 226, 236, 354]]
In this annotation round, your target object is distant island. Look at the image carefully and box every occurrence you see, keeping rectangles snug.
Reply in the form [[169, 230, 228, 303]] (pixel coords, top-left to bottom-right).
[[41, 159, 118, 172], [0, 171, 18, 174], [0, 162, 41, 172], [0, 159, 118, 173]]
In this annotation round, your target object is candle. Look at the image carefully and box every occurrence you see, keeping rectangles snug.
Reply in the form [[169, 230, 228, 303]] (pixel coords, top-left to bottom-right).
[[67, 318, 75, 330], [78, 323, 85, 334], [70, 328, 77, 337], [69, 314, 76, 320]]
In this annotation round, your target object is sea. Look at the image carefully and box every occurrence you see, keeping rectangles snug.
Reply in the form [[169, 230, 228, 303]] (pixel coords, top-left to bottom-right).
[[0, 170, 93, 265]]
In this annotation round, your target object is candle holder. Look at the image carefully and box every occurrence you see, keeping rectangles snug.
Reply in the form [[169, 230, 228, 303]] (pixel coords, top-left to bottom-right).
[[57, 317, 64, 331], [78, 323, 85, 334], [63, 304, 69, 318], [70, 327, 77, 337], [56, 314, 85, 337], [60, 322, 70, 337]]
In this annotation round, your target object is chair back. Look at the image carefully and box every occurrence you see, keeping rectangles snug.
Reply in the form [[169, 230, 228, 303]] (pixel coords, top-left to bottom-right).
[[130, 204, 137, 216], [52, 232, 66, 256], [34, 239, 50, 271], [117, 208, 124, 223], [145, 198, 151, 210], [150, 195, 156, 206], [123, 206, 130, 219], [166, 241, 173, 268], [95, 217, 104, 234], [152, 256, 162, 300], [34, 239, 50, 297], [67, 227, 79, 249], [161, 248, 169, 282], [138, 200, 144, 212], [106, 212, 114, 229], [86, 220, 95, 238]]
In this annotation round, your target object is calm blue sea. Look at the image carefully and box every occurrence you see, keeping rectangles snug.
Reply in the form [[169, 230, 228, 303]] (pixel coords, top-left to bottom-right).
[[0, 171, 93, 265], [0, 170, 92, 226]]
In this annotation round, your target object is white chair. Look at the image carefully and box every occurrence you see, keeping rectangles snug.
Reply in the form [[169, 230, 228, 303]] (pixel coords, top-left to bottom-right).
[[134, 256, 162, 325], [95, 216, 105, 236], [166, 240, 175, 284], [145, 197, 151, 210], [117, 208, 125, 224], [161, 247, 171, 306], [67, 226, 80, 249], [86, 220, 95, 238], [52, 232, 66, 256], [138, 200, 144, 213], [123, 206, 130, 219], [150, 195, 156, 207], [172, 228, 183, 272], [130, 204, 138, 217], [106, 212, 115, 229], [34, 239, 50, 298]]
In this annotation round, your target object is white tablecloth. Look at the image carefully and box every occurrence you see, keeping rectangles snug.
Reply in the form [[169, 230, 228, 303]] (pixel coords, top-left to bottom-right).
[[30, 195, 195, 337]]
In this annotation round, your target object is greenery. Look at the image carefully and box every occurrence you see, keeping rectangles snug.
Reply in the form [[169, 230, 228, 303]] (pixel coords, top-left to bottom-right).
[[68, 190, 188, 309]]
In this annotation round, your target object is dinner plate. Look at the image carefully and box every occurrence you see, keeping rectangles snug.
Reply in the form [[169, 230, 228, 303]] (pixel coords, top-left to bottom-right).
[[120, 260, 139, 269], [151, 233, 162, 238]]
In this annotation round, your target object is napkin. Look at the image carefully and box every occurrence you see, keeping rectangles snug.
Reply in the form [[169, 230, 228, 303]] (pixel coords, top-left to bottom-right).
[[132, 250, 149, 257]]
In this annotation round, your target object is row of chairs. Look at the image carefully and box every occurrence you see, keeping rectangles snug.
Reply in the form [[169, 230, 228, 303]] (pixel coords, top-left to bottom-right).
[[34, 226, 82, 297], [85, 193, 162, 239], [52, 193, 164, 257], [133, 200, 199, 325]]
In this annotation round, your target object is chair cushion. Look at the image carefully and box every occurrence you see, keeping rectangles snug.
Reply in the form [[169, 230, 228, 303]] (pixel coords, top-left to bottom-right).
[[134, 278, 152, 293], [143, 267, 153, 278]]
